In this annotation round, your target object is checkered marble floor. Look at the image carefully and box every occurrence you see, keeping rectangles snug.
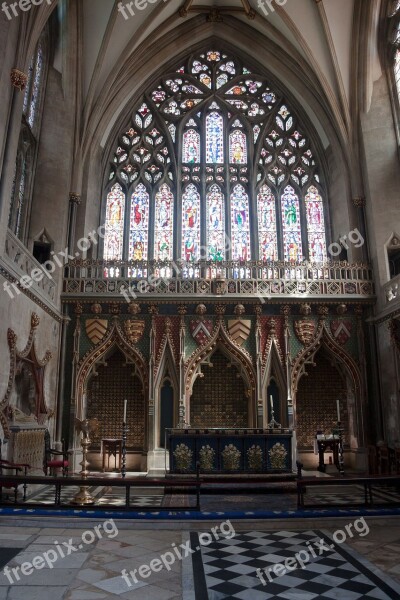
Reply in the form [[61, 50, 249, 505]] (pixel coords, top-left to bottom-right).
[[304, 484, 400, 507], [24, 485, 164, 507], [190, 530, 400, 599]]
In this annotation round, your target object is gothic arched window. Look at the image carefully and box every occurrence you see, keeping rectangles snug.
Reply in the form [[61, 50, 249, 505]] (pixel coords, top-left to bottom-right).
[[103, 49, 328, 268], [388, 0, 400, 141], [9, 30, 49, 243]]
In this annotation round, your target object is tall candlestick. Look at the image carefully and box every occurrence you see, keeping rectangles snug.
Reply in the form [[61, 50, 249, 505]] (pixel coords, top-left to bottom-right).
[[336, 399, 340, 422], [123, 399, 127, 423]]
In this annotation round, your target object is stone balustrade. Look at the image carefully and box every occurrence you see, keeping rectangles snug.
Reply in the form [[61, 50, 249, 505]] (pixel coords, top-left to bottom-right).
[[63, 258, 374, 300]]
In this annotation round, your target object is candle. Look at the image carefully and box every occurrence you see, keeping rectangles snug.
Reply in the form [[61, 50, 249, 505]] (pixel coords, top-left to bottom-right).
[[123, 399, 127, 423], [270, 395, 273, 411], [336, 399, 340, 422]]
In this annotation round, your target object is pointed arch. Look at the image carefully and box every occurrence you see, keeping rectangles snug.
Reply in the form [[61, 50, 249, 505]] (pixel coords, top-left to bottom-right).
[[76, 319, 148, 420], [291, 322, 361, 398], [184, 320, 256, 426], [291, 321, 364, 449], [262, 339, 287, 426], [154, 338, 179, 448]]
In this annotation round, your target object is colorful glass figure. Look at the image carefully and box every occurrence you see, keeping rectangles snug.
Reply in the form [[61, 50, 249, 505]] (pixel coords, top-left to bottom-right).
[[104, 183, 126, 260], [305, 186, 327, 262], [182, 184, 200, 261], [231, 184, 251, 260], [229, 130, 247, 164], [206, 112, 224, 163], [207, 184, 225, 260], [182, 129, 200, 163], [257, 185, 278, 261], [129, 183, 149, 261], [154, 184, 174, 260], [281, 186, 303, 262]]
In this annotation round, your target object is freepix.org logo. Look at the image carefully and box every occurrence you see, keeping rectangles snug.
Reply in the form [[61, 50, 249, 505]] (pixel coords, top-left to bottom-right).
[[2, 0, 53, 21]]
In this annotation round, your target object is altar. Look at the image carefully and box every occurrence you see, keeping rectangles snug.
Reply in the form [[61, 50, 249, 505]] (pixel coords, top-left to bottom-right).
[[167, 428, 293, 474]]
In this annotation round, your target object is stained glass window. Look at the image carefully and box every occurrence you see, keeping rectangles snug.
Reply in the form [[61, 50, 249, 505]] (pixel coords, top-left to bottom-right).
[[281, 186, 303, 262], [105, 48, 328, 268], [257, 185, 278, 261], [104, 184, 126, 260], [305, 186, 327, 262], [207, 185, 225, 260], [182, 184, 201, 261], [129, 183, 149, 260], [28, 43, 44, 129], [182, 129, 200, 163], [206, 112, 224, 163], [9, 30, 48, 243], [154, 184, 174, 260], [395, 47, 400, 103], [229, 130, 247, 163], [231, 184, 251, 260]]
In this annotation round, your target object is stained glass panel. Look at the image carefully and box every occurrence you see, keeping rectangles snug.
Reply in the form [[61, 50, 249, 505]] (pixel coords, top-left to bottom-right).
[[257, 185, 278, 261], [182, 129, 200, 163], [305, 186, 327, 262], [104, 184, 126, 260], [231, 184, 251, 260], [281, 186, 303, 262], [182, 184, 201, 261], [229, 130, 247, 163], [207, 185, 225, 260], [206, 112, 224, 163], [129, 184, 149, 261], [395, 47, 400, 103], [154, 184, 174, 260]]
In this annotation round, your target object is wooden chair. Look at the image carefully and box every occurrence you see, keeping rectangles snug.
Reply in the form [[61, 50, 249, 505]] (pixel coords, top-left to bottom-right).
[[0, 460, 30, 502], [43, 430, 70, 476]]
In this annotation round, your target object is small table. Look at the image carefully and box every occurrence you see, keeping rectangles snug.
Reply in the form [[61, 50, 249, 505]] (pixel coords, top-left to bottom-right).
[[316, 435, 341, 472], [101, 438, 122, 472]]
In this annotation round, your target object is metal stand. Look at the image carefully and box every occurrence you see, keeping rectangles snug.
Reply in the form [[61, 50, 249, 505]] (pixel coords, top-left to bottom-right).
[[337, 421, 345, 476], [72, 435, 95, 505], [267, 406, 281, 429], [121, 422, 128, 478]]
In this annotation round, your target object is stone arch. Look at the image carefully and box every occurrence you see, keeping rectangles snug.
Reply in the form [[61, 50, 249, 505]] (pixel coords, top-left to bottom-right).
[[291, 322, 364, 460], [76, 319, 148, 422], [153, 339, 179, 449], [262, 339, 287, 427], [184, 321, 256, 427]]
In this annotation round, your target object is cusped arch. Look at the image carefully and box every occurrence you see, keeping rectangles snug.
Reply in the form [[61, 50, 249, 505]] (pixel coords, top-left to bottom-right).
[[184, 320, 256, 425], [291, 322, 362, 399], [76, 319, 148, 419]]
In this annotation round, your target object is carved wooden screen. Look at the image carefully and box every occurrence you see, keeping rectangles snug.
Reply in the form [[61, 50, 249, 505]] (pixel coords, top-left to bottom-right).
[[190, 350, 248, 427], [296, 351, 348, 449], [87, 350, 145, 449]]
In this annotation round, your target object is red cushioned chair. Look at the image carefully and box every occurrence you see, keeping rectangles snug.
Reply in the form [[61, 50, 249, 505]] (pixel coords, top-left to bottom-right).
[[43, 430, 70, 476]]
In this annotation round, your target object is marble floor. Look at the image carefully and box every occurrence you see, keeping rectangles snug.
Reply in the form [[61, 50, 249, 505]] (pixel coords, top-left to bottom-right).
[[0, 517, 398, 599]]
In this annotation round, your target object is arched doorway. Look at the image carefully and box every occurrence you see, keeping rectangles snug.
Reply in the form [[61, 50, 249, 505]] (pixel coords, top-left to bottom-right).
[[190, 349, 249, 428], [296, 349, 348, 450]]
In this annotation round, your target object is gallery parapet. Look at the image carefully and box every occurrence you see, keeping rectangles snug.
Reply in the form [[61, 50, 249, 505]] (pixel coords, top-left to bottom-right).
[[62, 259, 374, 300]]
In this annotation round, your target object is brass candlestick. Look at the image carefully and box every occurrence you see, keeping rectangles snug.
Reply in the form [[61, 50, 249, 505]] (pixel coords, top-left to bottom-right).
[[72, 418, 99, 505]]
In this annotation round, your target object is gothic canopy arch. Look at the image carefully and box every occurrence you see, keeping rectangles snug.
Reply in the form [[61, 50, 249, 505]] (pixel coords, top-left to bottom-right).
[[76, 319, 148, 418]]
